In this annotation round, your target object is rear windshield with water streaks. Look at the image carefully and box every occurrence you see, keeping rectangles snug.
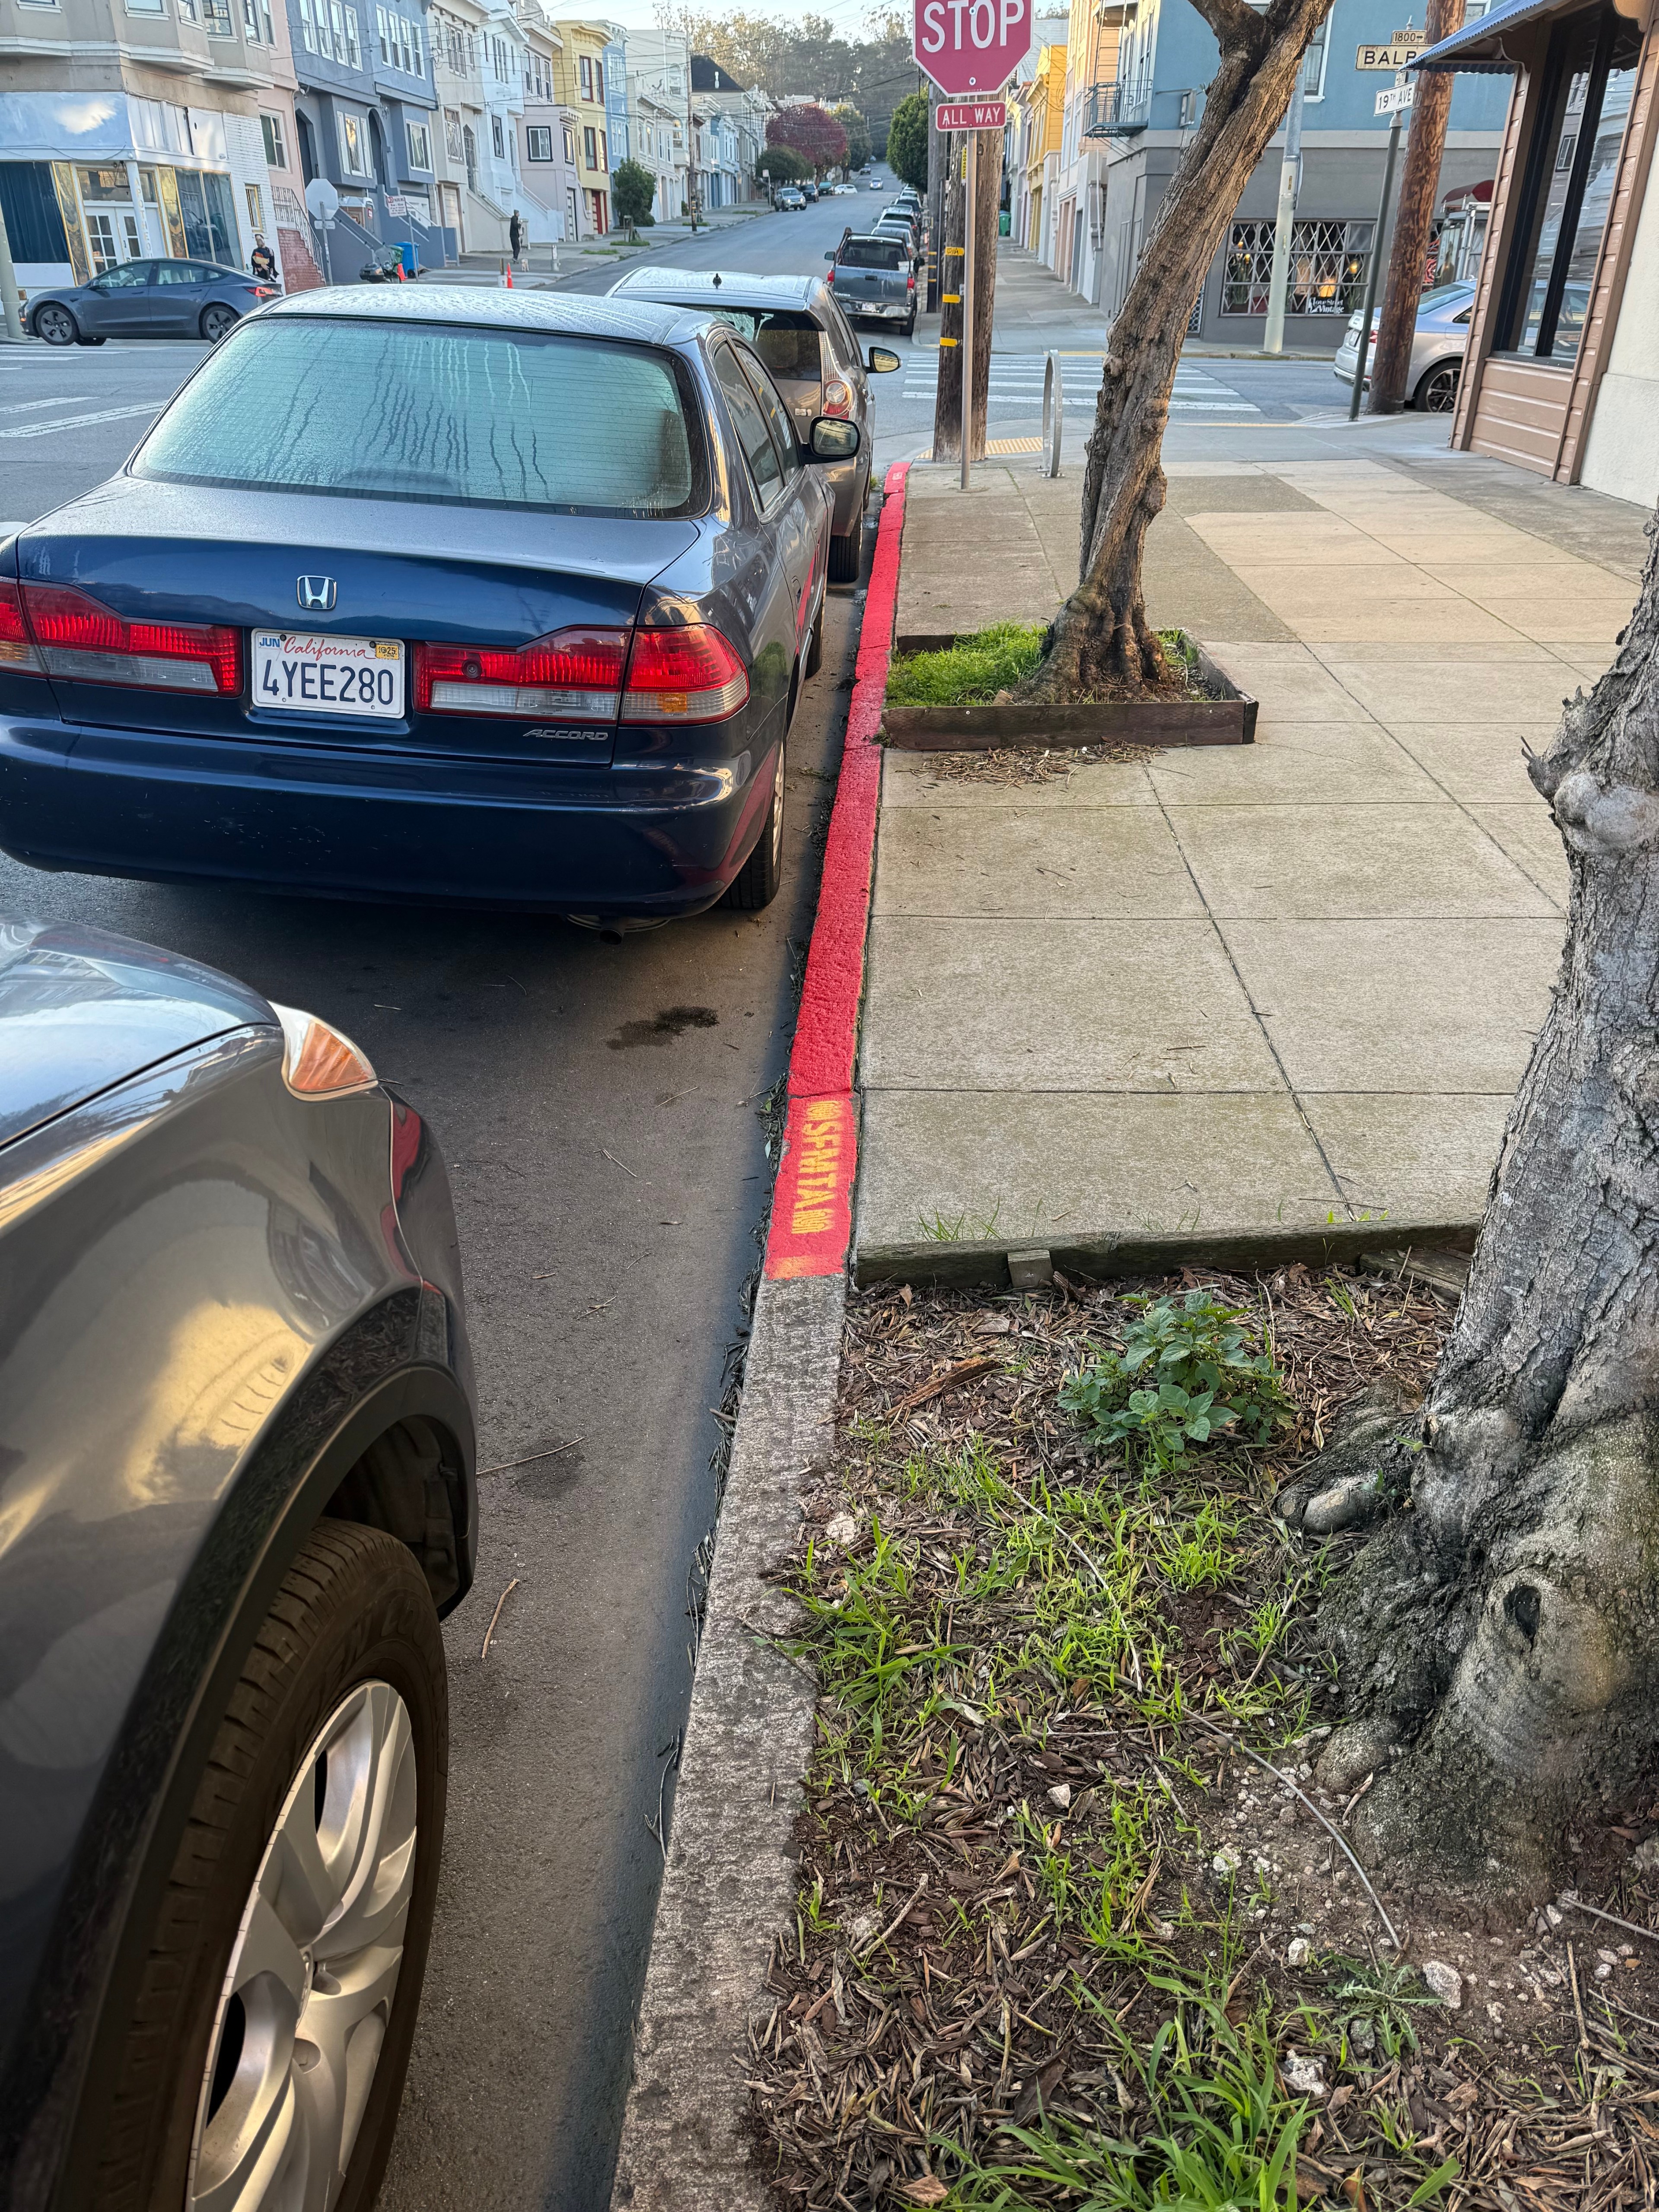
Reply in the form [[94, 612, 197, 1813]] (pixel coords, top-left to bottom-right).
[[837, 241, 906, 270], [134, 318, 706, 516]]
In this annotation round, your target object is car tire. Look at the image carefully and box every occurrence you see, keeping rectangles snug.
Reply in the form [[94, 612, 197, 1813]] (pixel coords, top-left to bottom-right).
[[721, 736, 784, 912], [34, 305, 79, 346], [828, 512, 863, 585], [76, 334, 108, 346], [1413, 360, 1462, 413], [902, 314, 916, 339], [88, 1519, 447, 2212], [201, 304, 238, 343]]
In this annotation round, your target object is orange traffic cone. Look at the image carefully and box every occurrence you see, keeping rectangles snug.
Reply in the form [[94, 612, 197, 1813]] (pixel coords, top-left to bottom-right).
[[500, 259, 513, 288]]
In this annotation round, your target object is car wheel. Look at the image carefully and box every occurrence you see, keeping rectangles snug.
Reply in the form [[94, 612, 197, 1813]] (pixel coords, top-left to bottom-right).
[[88, 1519, 446, 2212], [76, 334, 108, 346], [201, 303, 238, 343], [1414, 360, 1462, 413], [902, 314, 916, 339], [828, 512, 863, 585], [34, 304, 78, 346], [721, 737, 784, 912], [804, 596, 824, 679]]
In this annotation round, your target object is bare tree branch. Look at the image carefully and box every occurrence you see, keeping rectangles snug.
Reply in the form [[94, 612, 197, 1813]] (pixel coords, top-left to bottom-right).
[[1185, 0, 1270, 61]]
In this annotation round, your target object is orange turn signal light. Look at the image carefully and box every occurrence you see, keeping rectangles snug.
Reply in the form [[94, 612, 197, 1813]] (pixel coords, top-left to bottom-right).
[[272, 1004, 378, 1099]]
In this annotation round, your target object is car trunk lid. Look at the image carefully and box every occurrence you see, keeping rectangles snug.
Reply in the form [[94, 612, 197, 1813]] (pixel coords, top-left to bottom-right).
[[17, 479, 703, 767]]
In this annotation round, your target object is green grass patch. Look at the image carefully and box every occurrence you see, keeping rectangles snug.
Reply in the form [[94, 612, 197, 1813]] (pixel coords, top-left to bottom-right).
[[885, 622, 1049, 707]]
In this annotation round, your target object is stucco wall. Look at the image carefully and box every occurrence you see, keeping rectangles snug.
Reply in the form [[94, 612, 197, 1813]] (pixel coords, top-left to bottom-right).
[[1579, 160, 1659, 511]]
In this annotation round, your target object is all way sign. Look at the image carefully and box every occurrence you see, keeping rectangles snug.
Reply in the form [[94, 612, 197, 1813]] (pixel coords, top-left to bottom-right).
[[936, 97, 1007, 128], [915, 0, 1031, 96]]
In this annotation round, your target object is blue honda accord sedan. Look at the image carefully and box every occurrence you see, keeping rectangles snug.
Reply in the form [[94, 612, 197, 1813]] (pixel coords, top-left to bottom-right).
[[0, 289, 858, 922]]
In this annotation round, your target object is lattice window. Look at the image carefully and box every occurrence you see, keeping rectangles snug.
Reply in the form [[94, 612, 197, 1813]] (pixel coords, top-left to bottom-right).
[[1221, 218, 1374, 315]]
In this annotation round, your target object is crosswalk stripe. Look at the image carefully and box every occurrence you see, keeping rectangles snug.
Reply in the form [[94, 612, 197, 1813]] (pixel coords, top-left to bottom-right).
[[0, 403, 161, 441]]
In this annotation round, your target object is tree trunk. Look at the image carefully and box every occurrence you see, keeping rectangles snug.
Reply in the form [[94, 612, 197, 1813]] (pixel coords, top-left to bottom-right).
[[1293, 523, 1659, 1885], [933, 133, 967, 464], [1365, 0, 1458, 416], [1015, 0, 1338, 702]]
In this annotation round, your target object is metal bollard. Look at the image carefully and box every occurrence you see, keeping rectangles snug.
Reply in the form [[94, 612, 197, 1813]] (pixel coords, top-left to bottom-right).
[[1041, 351, 1063, 477]]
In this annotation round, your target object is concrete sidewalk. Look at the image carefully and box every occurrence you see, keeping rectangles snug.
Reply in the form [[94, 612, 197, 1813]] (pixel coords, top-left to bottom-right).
[[856, 448, 1648, 1278]]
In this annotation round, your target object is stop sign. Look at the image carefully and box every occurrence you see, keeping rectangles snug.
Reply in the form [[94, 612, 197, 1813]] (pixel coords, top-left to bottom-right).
[[914, 0, 1031, 97]]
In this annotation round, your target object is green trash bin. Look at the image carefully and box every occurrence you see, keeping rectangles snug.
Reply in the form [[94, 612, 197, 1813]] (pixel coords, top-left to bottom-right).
[[998, 210, 1010, 236]]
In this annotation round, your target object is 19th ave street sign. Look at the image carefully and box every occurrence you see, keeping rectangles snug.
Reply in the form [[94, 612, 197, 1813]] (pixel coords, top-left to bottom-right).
[[914, 0, 1031, 97], [935, 97, 1008, 128]]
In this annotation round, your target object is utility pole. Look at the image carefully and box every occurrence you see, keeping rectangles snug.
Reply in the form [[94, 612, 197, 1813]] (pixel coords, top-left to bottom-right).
[[1367, 0, 1457, 413], [1261, 65, 1306, 356], [0, 200, 26, 343], [926, 80, 946, 312], [1349, 108, 1402, 418], [934, 130, 966, 461]]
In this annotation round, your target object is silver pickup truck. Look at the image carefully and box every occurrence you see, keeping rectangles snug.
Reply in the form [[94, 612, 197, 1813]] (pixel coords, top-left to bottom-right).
[[825, 234, 917, 339]]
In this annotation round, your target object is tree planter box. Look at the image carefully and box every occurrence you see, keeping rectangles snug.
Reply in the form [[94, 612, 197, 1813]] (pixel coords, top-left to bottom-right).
[[882, 635, 1256, 750]]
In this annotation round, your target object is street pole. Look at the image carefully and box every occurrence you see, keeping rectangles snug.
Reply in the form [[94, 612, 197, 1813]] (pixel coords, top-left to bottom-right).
[[1261, 68, 1306, 356], [1348, 111, 1401, 420], [961, 127, 976, 493], [1367, 0, 1458, 413], [0, 199, 26, 343]]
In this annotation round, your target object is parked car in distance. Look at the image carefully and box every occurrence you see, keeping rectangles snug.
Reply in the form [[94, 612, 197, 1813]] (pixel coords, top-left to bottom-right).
[[827, 235, 917, 337], [25, 258, 279, 347], [777, 186, 806, 210], [874, 211, 924, 261], [0, 912, 476, 2212], [613, 264, 898, 581], [802, 181, 819, 201], [1332, 279, 1476, 411], [0, 288, 858, 924]]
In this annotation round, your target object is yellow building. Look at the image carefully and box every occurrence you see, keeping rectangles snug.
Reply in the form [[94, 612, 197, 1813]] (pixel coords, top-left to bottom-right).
[[551, 19, 611, 234], [1013, 46, 1065, 255]]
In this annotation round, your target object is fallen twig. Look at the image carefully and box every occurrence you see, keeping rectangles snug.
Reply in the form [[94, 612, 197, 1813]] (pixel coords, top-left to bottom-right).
[[480, 1576, 520, 1659], [885, 1356, 998, 1419], [1193, 1723, 1401, 1949], [479, 1438, 582, 1476], [858, 1876, 929, 1961], [1565, 1897, 1659, 1948]]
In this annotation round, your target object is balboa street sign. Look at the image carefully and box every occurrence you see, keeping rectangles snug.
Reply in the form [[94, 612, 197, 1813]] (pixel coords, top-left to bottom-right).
[[1356, 25, 1427, 66], [935, 97, 1008, 128], [914, 0, 1032, 97]]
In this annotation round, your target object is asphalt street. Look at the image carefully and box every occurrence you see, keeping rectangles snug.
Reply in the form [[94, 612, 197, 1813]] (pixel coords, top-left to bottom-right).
[[0, 196, 1360, 2210]]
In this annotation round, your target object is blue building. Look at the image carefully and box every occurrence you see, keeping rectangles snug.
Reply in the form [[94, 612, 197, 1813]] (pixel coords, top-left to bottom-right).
[[286, 0, 451, 264], [1070, 0, 1510, 348]]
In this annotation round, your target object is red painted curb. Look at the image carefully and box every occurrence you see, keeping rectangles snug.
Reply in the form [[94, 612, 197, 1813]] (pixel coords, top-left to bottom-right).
[[764, 460, 908, 1283]]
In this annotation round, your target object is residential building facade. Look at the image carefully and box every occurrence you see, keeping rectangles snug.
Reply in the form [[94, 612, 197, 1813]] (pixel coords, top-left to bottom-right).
[[1417, 0, 1659, 508], [1, 0, 294, 289], [625, 22, 689, 217], [516, 2, 580, 240], [688, 54, 767, 205], [551, 16, 610, 232], [1066, 0, 1510, 348]]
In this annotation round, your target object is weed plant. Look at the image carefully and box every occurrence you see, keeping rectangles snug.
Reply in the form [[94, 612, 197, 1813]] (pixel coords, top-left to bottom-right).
[[1060, 1291, 1292, 1475]]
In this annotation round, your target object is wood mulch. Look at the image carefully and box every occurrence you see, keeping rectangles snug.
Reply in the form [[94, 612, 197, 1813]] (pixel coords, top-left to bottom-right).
[[744, 1266, 1659, 2212]]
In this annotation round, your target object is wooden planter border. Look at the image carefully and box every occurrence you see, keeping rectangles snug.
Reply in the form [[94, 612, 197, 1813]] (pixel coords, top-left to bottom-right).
[[881, 632, 1256, 750]]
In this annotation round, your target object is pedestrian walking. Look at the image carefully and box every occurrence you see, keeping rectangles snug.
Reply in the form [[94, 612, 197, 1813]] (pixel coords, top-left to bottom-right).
[[250, 234, 279, 285], [509, 209, 525, 266]]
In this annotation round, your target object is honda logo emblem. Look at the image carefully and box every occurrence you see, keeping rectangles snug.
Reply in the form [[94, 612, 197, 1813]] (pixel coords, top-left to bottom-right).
[[296, 575, 337, 613]]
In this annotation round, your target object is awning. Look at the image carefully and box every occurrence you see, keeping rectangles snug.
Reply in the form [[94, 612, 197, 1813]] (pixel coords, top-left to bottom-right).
[[1410, 0, 1563, 72]]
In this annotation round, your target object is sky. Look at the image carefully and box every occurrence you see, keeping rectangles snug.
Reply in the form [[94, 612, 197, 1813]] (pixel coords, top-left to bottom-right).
[[595, 0, 899, 37]]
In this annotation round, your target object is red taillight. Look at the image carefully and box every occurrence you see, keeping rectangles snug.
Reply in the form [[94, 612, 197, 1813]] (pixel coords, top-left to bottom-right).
[[413, 626, 628, 719], [0, 579, 44, 673], [250, 285, 279, 299], [622, 624, 748, 723], [907, 270, 916, 292], [822, 377, 853, 420], [19, 582, 239, 694]]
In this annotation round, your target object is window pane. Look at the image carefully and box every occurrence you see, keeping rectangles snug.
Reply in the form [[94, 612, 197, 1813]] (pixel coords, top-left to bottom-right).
[[1551, 56, 1637, 358], [839, 238, 903, 268], [712, 346, 782, 499], [1514, 48, 1596, 351], [735, 346, 800, 475], [135, 321, 702, 515]]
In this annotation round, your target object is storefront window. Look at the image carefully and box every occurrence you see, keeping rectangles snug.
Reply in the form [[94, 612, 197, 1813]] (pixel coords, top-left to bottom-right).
[[1500, 2, 1639, 360], [1222, 218, 1374, 314]]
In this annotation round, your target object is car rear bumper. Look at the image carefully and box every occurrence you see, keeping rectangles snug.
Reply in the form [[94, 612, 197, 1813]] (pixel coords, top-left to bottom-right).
[[846, 299, 911, 320], [0, 713, 777, 917]]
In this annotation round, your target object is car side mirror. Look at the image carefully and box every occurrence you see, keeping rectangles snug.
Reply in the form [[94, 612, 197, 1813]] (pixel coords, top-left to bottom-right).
[[825, 249, 836, 260], [866, 347, 901, 373], [807, 417, 860, 461]]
